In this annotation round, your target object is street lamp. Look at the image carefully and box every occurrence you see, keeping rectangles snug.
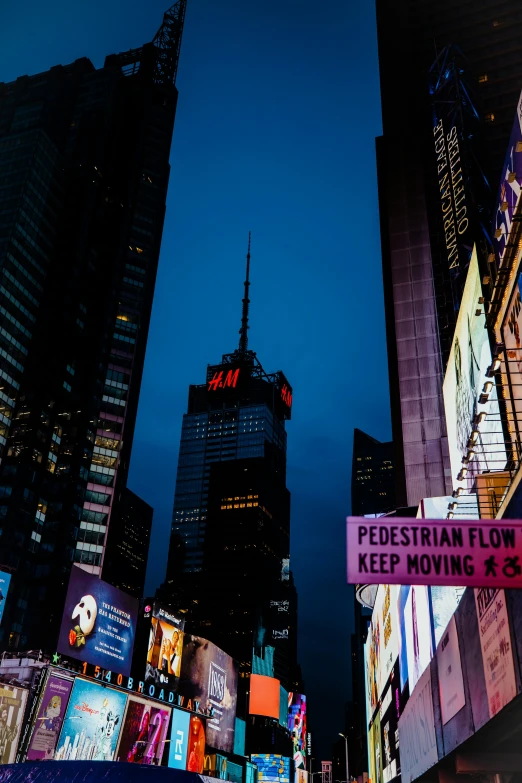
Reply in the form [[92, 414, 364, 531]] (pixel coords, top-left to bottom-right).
[[339, 733, 350, 783]]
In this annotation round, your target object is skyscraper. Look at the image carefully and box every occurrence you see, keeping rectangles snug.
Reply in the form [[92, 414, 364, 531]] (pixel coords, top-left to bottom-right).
[[376, 1, 522, 507], [162, 239, 298, 684], [0, 1, 187, 650], [350, 428, 395, 517]]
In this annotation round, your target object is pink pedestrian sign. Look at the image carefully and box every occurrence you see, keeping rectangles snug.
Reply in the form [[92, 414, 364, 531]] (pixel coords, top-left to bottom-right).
[[346, 516, 522, 588]]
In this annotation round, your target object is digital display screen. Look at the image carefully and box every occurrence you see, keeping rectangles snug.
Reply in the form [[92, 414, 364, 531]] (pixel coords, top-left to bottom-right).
[[26, 674, 73, 761], [249, 674, 280, 719], [144, 602, 184, 690], [252, 754, 291, 783], [115, 694, 170, 765]]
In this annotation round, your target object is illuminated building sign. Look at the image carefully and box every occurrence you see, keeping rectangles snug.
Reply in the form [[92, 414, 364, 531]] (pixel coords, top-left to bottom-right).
[[208, 368, 240, 391], [433, 118, 469, 270], [281, 383, 292, 409]]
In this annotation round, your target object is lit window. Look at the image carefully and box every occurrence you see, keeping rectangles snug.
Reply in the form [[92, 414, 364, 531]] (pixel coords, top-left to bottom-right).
[[485, 113, 495, 123], [478, 74, 488, 83]]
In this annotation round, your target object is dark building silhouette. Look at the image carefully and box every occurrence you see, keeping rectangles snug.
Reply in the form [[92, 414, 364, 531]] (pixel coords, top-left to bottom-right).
[[0, 1, 186, 650], [161, 240, 299, 689], [376, 1, 522, 507], [351, 428, 395, 517], [102, 487, 153, 599]]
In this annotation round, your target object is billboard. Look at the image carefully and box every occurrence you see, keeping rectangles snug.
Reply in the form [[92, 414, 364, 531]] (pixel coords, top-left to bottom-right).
[[179, 635, 238, 754], [404, 585, 433, 694], [368, 710, 382, 783], [57, 565, 138, 676], [398, 666, 438, 783], [377, 584, 398, 694], [502, 267, 522, 431], [115, 694, 170, 765], [145, 603, 185, 690], [288, 693, 306, 770], [379, 661, 401, 783], [168, 708, 191, 770], [249, 674, 280, 720], [475, 587, 516, 718], [0, 569, 11, 627], [431, 586, 465, 646], [365, 610, 380, 719], [233, 717, 246, 756], [436, 615, 465, 725], [26, 674, 73, 761], [279, 686, 288, 728], [493, 88, 522, 264], [442, 247, 506, 491], [55, 678, 127, 761], [0, 686, 28, 764], [251, 754, 291, 783], [347, 516, 522, 589], [186, 715, 206, 773]]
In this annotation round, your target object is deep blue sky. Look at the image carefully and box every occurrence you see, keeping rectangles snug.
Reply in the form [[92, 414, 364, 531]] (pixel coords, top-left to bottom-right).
[[3, 0, 390, 759]]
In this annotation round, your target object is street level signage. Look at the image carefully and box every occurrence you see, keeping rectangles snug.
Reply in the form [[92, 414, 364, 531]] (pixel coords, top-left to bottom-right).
[[347, 516, 522, 588]]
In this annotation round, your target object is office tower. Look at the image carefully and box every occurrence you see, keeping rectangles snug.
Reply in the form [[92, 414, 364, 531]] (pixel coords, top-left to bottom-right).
[[376, 1, 522, 507], [102, 487, 153, 599], [0, 1, 187, 650], [162, 240, 298, 683], [350, 428, 395, 517]]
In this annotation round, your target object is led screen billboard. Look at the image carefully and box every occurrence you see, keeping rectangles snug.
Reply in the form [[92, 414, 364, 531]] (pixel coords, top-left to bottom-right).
[[233, 717, 246, 757], [57, 565, 138, 676], [403, 585, 433, 694], [493, 89, 522, 265], [0, 685, 28, 764], [502, 265, 522, 432], [178, 635, 238, 754], [251, 754, 290, 783], [55, 678, 127, 761], [115, 695, 170, 765], [144, 602, 184, 690], [249, 674, 280, 720], [279, 686, 288, 728], [379, 661, 401, 783], [168, 708, 191, 770], [288, 693, 306, 771], [443, 247, 507, 491], [186, 715, 205, 773], [0, 569, 11, 627], [26, 674, 73, 761]]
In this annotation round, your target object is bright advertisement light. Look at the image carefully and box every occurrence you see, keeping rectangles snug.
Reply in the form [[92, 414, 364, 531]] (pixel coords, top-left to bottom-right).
[[288, 693, 306, 770], [115, 695, 171, 765], [251, 754, 290, 783], [249, 674, 280, 719], [403, 586, 433, 693], [443, 247, 507, 491], [145, 603, 184, 690]]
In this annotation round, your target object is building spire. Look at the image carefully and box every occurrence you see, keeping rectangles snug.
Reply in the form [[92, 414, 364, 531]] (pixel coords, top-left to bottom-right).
[[238, 232, 251, 354]]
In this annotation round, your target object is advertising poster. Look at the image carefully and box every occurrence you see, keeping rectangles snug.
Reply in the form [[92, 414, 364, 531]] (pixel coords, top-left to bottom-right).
[[0, 685, 28, 764], [57, 565, 138, 676], [369, 711, 382, 783], [116, 694, 170, 765], [474, 587, 517, 718], [431, 586, 465, 646], [436, 615, 465, 725], [26, 674, 73, 761], [179, 635, 238, 753], [404, 585, 433, 694], [378, 585, 398, 693], [366, 609, 380, 718], [186, 715, 205, 773], [55, 678, 127, 761], [168, 708, 191, 770], [288, 693, 306, 771], [0, 570, 11, 627], [251, 754, 291, 783], [379, 663, 401, 783], [398, 666, 438, 783], [145, 602, 185, 690], [442, 247, 507, 491], [397, 586, 409, 693]]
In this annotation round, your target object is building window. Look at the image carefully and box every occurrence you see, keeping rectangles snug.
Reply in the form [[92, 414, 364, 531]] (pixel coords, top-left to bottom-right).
[[478, 74, 488, 83], [485, 113, 495, 123]]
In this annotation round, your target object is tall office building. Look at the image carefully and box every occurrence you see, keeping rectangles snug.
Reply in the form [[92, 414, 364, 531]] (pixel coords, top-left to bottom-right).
[[350, 428, 395, 517], [0, 1, 187, 650], [162, 240, 298, 684], [376, 1, 522, 507]]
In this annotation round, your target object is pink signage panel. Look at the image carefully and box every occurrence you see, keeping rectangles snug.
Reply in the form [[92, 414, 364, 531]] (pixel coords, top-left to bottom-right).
[[347, 516, 522, 588]]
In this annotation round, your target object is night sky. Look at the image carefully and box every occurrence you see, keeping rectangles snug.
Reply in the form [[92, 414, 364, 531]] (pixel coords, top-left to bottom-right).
[[3, 0, 391, 760]]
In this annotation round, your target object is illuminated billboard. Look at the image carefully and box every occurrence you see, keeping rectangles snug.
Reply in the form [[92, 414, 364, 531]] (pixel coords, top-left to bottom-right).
[[57, 565, 138, 676], [186, 715, 205, 773], [251, 754, 291, 783], [249, 674, 280, 720], [55, 678, 127, 761], [493, 89, 522, 265], [168, 708, 191, 770], [144, 602, 184, 690], [288, 693, 306, 770], [26, 674, 73, 761], [279, 685, 288, 728], [364, 584, 399, 719], [0, 569, 11, 627], [0, 685, 28, 764], [443, 247, 507, 491], [502, 266, 522, 433], [402, 586, 433, 694], [115, 695, 170, 765], [178, 635, 238, 754]]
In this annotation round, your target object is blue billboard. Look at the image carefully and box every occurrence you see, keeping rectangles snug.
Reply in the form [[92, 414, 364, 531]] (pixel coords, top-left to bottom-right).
[[55, 678, 128, 761], [251, 755, 290, 783], [168, 708, 191, 770], [57, 565, 138, 676], [0, 570, 10, 626]]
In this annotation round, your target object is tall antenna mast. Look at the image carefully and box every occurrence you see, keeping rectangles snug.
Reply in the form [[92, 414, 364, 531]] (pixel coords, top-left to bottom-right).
[[238, 233, 251, 354]]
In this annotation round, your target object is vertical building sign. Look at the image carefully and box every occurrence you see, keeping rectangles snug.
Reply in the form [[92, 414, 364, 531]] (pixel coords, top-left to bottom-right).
[[474, 588, 516, 718]]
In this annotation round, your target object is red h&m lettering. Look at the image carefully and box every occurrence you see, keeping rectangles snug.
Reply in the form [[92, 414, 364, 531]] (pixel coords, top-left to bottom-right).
[[208, 368, 240, 391]]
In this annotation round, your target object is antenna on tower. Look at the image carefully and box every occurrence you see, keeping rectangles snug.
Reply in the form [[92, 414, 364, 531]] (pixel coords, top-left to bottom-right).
[[152, 0, 188, 86], [238, 233, 251, 354]]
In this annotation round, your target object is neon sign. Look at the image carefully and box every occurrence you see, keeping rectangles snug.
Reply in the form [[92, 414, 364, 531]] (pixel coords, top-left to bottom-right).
[[281, 383, 292, 409], [208, 368, 240, 391]]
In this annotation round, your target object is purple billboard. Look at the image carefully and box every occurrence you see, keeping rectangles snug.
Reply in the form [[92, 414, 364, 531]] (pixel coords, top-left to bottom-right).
[[493, 90, 522, 264], [57, 565, 138, 676], [26, 674, 74, 761]]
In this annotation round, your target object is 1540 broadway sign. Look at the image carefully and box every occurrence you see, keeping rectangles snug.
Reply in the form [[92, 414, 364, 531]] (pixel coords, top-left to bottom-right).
[[347, 516, 522, 588]]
